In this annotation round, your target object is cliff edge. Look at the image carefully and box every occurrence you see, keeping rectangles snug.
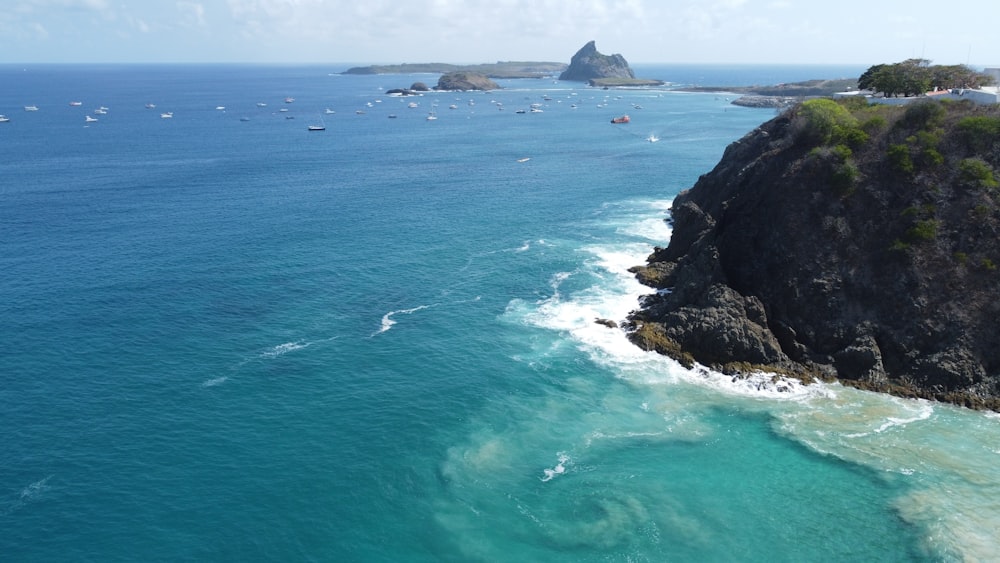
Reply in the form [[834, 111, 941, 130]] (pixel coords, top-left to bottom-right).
[[627, 98, 1000, 410]]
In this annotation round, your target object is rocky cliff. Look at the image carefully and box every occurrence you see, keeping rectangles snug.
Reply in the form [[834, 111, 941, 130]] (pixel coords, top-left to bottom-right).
[[627, 98, 1000, 410], [558, 41, 635, 82]]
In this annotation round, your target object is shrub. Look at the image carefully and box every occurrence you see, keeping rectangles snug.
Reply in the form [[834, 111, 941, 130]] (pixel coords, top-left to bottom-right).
[[860, 115, 887, 134], [957, 116, 1000, 151], [888, 144, 914, 174], [954, 251, 968, 265], [905, 219, 940, 243], [959, 158, 999, 189], [797, 98, 860, 146], [899, 100, 946, 130], [831, 162, 859, 195]]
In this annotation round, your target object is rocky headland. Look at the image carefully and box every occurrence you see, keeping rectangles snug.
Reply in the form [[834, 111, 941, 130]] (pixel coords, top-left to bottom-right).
[[626, 97, 1000, 410]]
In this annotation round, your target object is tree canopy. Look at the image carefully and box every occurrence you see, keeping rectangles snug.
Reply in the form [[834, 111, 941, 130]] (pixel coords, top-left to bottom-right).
[[858, 59, 995, 98]]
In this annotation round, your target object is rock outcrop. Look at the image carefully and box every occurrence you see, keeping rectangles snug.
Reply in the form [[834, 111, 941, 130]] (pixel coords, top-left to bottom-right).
[[435, 72, 499, 91], [558, 41, 635, 82], [628, 98, 1000, 410]]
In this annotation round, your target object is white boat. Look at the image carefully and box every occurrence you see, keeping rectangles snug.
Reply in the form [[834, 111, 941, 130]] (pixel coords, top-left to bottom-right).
[[0, 115, 10, 123], [24, 105, 38, 111], [284, 97, 295, 103], [426, 112, 437, 120], [324, 108, 335, 114], [69, 101, 82, 106], [94, 108, 107, 115], [145, 103, 156, 109], [85, 115, 98, 122], [215, 106, 226, 111], [256, 102, 267, 107], [646, 134, 659, 143], [407, 102, 418, 108], [160, 112, 173, 119]]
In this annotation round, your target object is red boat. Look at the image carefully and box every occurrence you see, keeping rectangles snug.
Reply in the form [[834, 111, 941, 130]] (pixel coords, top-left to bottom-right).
[[610, 115, 630, 124]]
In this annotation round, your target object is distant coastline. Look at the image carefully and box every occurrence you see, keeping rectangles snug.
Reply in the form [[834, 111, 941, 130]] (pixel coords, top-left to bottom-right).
[[341, 61, 566, 79]]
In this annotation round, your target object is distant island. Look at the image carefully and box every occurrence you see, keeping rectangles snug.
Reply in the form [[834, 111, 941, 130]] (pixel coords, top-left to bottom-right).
[[342, 62, 566, 79], [342, 41, 664, 88], [559, 41, 664, 87]]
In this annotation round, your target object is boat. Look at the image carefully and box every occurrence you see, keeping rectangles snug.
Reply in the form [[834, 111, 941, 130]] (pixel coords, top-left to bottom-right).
[[145, 103, 156, 109], [85, 115, 98, 122], [24, 105, 39, 111], [0, 115, 10, 123], [324, 108, 335, 114], [256, 102, 267, 107], [517, 157, 531, 163], [515, 109, 526, 114], [646, 134, 659, 143], [308, 125, 325, 131], [407, 102, 418, 109], [94, 108, 107, 115], [387, 114, 398, 119], [69, 101, 82, 106], [160, 112, 173, 119], [215, 106, 225, 111], [611, 115, 630, 124], [284, 97, 295, 103]]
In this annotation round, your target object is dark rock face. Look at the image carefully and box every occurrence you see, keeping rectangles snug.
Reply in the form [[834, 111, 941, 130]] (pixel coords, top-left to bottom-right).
[[558, 41, 635, 82], [628, 100, 1000, 410], [435, 72, 499, 91]]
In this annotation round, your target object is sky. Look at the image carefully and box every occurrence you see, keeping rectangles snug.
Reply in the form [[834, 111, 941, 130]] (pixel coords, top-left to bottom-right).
[[1, 0, 997, 67]]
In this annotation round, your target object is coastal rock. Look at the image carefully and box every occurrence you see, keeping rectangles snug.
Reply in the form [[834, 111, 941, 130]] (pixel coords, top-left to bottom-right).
[[595, 318, 619, 329], [558, 41, 635, 82], [434, 72, 499, 91], [628, 99, 1000, 410]]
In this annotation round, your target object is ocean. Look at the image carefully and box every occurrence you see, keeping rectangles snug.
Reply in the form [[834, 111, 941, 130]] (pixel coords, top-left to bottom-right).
[[2, 63, 998, 561]]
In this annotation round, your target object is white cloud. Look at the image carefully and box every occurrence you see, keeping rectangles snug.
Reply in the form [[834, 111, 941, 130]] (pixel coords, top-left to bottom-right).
[[177, 1, 207, 28]]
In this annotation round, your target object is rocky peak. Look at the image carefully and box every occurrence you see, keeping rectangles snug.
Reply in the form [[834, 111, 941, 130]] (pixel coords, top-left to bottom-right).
[[558, 40, 635, 82]]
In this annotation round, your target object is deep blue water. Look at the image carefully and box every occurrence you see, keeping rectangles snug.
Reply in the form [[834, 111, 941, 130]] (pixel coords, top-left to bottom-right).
[[3, 64, 999, 561]]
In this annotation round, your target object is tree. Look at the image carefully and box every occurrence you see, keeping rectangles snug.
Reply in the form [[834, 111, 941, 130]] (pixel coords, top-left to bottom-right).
[[859, 59, 995, 98]]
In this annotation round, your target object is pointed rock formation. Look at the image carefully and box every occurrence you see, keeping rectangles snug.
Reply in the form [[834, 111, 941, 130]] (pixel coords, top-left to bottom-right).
[[559, 41, 635, 82]]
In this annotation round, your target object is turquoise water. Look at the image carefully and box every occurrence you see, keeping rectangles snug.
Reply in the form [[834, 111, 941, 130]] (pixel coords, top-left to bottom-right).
[[2, 64, 998, 561]]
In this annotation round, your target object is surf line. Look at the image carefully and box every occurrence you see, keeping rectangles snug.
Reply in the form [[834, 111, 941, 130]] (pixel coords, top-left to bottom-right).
[[372, 304, 434, 337]]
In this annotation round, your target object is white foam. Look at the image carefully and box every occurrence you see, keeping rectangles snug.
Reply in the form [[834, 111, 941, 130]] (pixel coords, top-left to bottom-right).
[[540, 452, 571, 482], [261, 341, 309, 358], [3, 475, 53, 516], [201, 376, 228, 387], [372, 304, 432, 336]]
